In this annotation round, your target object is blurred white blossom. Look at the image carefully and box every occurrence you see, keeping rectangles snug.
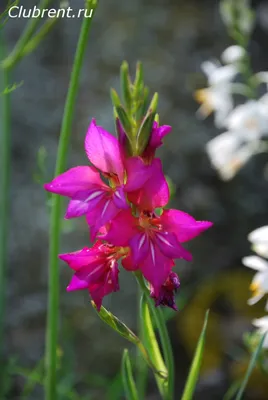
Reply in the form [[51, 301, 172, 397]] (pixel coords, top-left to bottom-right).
[[252, 316, 268, 348], [195, 62, 237, 128], [206, 132, 258, 180], [221, 45, 246, 64], [248, 226, 268, 258], [226, 100, 268, 140], [242, 255, 268, 307]]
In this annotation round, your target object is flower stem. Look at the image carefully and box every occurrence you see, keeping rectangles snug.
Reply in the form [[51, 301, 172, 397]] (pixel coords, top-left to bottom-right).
[[2, 0, 53, 70], [45, 2, 98, 399], [0, 28, 11, 377], [135, 272, 175, 400]]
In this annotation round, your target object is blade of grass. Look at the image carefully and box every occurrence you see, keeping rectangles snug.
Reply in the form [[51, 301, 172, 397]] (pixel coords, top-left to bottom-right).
[[181, 310, 210, 400], [121, 350, 139, 400], [235, 333, 266, 400], [0, 28, 11, 397], [45, 2, 98, 399]]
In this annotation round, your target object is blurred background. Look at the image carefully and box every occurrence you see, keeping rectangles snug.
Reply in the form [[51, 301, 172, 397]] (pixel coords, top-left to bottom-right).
[[3, 0, 268, 398]]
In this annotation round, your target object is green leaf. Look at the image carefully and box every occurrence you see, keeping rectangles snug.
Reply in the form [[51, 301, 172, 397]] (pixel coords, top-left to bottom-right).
[[92, 302, 164, 379], [235, 332, 266, 400], [135, 272, 173, 400], [91, 301, 139, 345], [140, 294, 168, 399], [181, 310, 210, 400], [120, 61, 132, 112], [121, 350, 139, 400]]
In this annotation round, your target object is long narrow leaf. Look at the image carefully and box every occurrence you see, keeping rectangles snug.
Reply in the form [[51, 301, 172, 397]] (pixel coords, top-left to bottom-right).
[[181, 310, 210, 400], [235, 333, 266, 400], [121, 350, 139, 400], [140, 294, 168, 399]]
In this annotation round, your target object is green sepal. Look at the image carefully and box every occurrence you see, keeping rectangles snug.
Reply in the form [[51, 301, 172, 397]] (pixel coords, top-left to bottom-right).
[[120, 61, 132, 112], [121, 350, 139, 400], [148, 92, 158, 114], [110, 88, 121, 108], [115, 105, 133, 139], [135, 86, 150, 123], [135, 110, 155, 155], [134, 61, 144, 92], [115, 117, 132, 157]]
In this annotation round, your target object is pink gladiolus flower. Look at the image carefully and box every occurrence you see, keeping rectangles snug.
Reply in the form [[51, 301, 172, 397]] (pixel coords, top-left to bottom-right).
[[44, 119, 154, 239], [101, 209, 212, 295], [59, 241, 129, 310], [150, 271, 180, 310]]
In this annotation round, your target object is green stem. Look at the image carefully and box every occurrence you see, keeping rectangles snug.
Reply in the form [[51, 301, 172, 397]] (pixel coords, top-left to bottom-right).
[[0, 28, 11, 367], [20, 16, 59, 59], [2, 0, 53, 70], [135, 272, 174, 400], [45, 2, 98, 399], [136, 286, 148, 398]]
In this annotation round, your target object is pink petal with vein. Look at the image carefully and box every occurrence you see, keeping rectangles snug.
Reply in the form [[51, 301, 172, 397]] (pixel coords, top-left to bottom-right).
[[85, 119, 124, 181]]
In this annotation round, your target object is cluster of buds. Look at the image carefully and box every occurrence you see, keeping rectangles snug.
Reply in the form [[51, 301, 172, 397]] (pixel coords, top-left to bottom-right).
[[45, 62, 212, 311]]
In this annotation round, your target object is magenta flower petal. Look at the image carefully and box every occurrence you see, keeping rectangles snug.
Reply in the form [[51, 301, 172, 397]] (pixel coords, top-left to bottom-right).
[[150, 123, 171, 149], [100, 209, 138, 246], [124, 157, 153, 192], [59, 247, 97, 270], [112, 186, 129, 209], [142, 122, 171, 161], [85, 197, 120, 240], [67, 274, 89, 291], [154, 231, 192, 261], [128, 158, 169, 210], [141, 243, 174, 297], [65, 189, 106, 219], [122, 253, 139, 271], [44, 166, 105, 197], [90, 260, 120, 311], [161, 209, 213, 243], [85, 119, 124, 182], [129, 232, 150, 265]]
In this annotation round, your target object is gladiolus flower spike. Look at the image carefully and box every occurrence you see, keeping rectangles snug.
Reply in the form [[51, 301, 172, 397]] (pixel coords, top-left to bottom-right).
[[45, 118, 213, 311]]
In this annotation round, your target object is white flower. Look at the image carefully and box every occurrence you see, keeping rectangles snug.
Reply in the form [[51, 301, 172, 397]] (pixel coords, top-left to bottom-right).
[[248, 226, 268, 258], [195, 62, 237, 128], [226, 100, 268, 140], [206, 132, 258, 180], [252, 316, 268, 348], [201, 62, 238, 86], [242, 255, 268, 307], [221, 45, 246, 64]]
